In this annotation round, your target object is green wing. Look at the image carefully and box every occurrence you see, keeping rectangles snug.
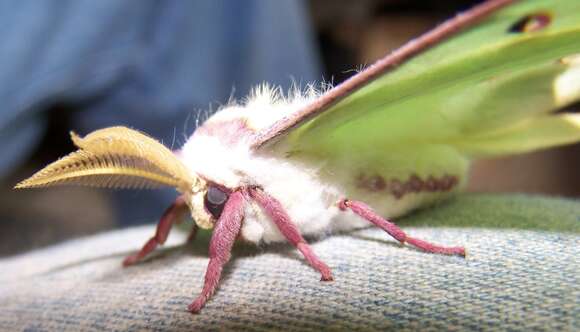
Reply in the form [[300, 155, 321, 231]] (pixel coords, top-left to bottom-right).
[[283, 0, 580, 156], [270, 0, 580, 217]]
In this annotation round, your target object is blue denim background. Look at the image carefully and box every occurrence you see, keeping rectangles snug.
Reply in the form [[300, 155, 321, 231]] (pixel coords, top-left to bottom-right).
[[0, 0, 320, 224]]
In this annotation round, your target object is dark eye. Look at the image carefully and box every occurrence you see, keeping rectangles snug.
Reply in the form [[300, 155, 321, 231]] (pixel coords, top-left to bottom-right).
[[204, 186, 229, 219]]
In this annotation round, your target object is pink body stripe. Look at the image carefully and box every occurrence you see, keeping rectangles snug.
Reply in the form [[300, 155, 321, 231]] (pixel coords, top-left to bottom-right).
[[195, 118, 255, 145]]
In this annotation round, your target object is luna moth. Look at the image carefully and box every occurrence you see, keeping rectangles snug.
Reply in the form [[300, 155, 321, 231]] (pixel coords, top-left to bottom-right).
[[15, 0, 580, 313]]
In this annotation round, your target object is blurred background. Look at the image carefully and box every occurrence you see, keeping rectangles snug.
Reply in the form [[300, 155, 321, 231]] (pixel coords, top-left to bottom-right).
[[1, 0, 578, 256]]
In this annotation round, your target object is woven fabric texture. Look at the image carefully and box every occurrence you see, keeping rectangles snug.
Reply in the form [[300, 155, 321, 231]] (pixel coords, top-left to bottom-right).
[[0, 194, 578, 331]]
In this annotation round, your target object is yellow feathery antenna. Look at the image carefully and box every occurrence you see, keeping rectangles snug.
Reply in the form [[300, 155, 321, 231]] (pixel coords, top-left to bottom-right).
[[15, 126, 203, 194]]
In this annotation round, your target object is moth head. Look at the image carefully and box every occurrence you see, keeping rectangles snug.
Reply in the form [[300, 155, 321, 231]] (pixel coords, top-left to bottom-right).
[[187, 182, 231, 229]]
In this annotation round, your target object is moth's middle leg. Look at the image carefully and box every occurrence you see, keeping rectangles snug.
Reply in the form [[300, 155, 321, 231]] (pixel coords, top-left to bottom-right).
[[249, 187, 334, 281]]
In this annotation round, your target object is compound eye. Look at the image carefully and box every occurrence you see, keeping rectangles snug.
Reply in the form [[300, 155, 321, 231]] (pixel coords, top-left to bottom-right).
[[204, 186, 229, 219]]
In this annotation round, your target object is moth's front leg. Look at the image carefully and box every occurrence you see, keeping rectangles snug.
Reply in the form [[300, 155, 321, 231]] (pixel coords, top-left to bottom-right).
[[188, 190, 245, 313], [123, 195, 191, 266], [339, 199, 466, 257], [249, 187, 334, 281]]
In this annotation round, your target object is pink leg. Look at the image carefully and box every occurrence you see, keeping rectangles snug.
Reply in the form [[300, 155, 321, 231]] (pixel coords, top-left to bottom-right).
[[123, 195, 189, 266], [339, 199, 465, 256], [249, 187, 333, 281], [188, 191, 245, 313]]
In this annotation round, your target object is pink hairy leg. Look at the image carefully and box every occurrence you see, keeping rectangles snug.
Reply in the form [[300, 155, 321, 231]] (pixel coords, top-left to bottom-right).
[[188, 190, 245, 313], [249, 187, 334, 281], [123, 195, 190, 266], [339, 199, 466, 256]]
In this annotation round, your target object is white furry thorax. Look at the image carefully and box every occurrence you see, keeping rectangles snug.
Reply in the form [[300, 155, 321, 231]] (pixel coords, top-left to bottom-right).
[[179, 85, 352, 243], [180, 84, 320, 189]]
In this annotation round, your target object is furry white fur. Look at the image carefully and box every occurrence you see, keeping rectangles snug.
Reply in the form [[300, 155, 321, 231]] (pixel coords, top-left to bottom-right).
[[179, 85, 371, 243]]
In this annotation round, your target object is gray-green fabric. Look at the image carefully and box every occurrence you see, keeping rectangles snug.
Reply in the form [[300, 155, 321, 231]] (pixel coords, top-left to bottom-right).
[[0, 194, 578, 331]]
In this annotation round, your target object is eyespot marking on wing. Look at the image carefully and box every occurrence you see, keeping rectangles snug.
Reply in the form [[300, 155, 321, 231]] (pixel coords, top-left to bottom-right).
[[355, 173, 459, 199], [508, 12, 551, 33], [554, 54, 580, 107]]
